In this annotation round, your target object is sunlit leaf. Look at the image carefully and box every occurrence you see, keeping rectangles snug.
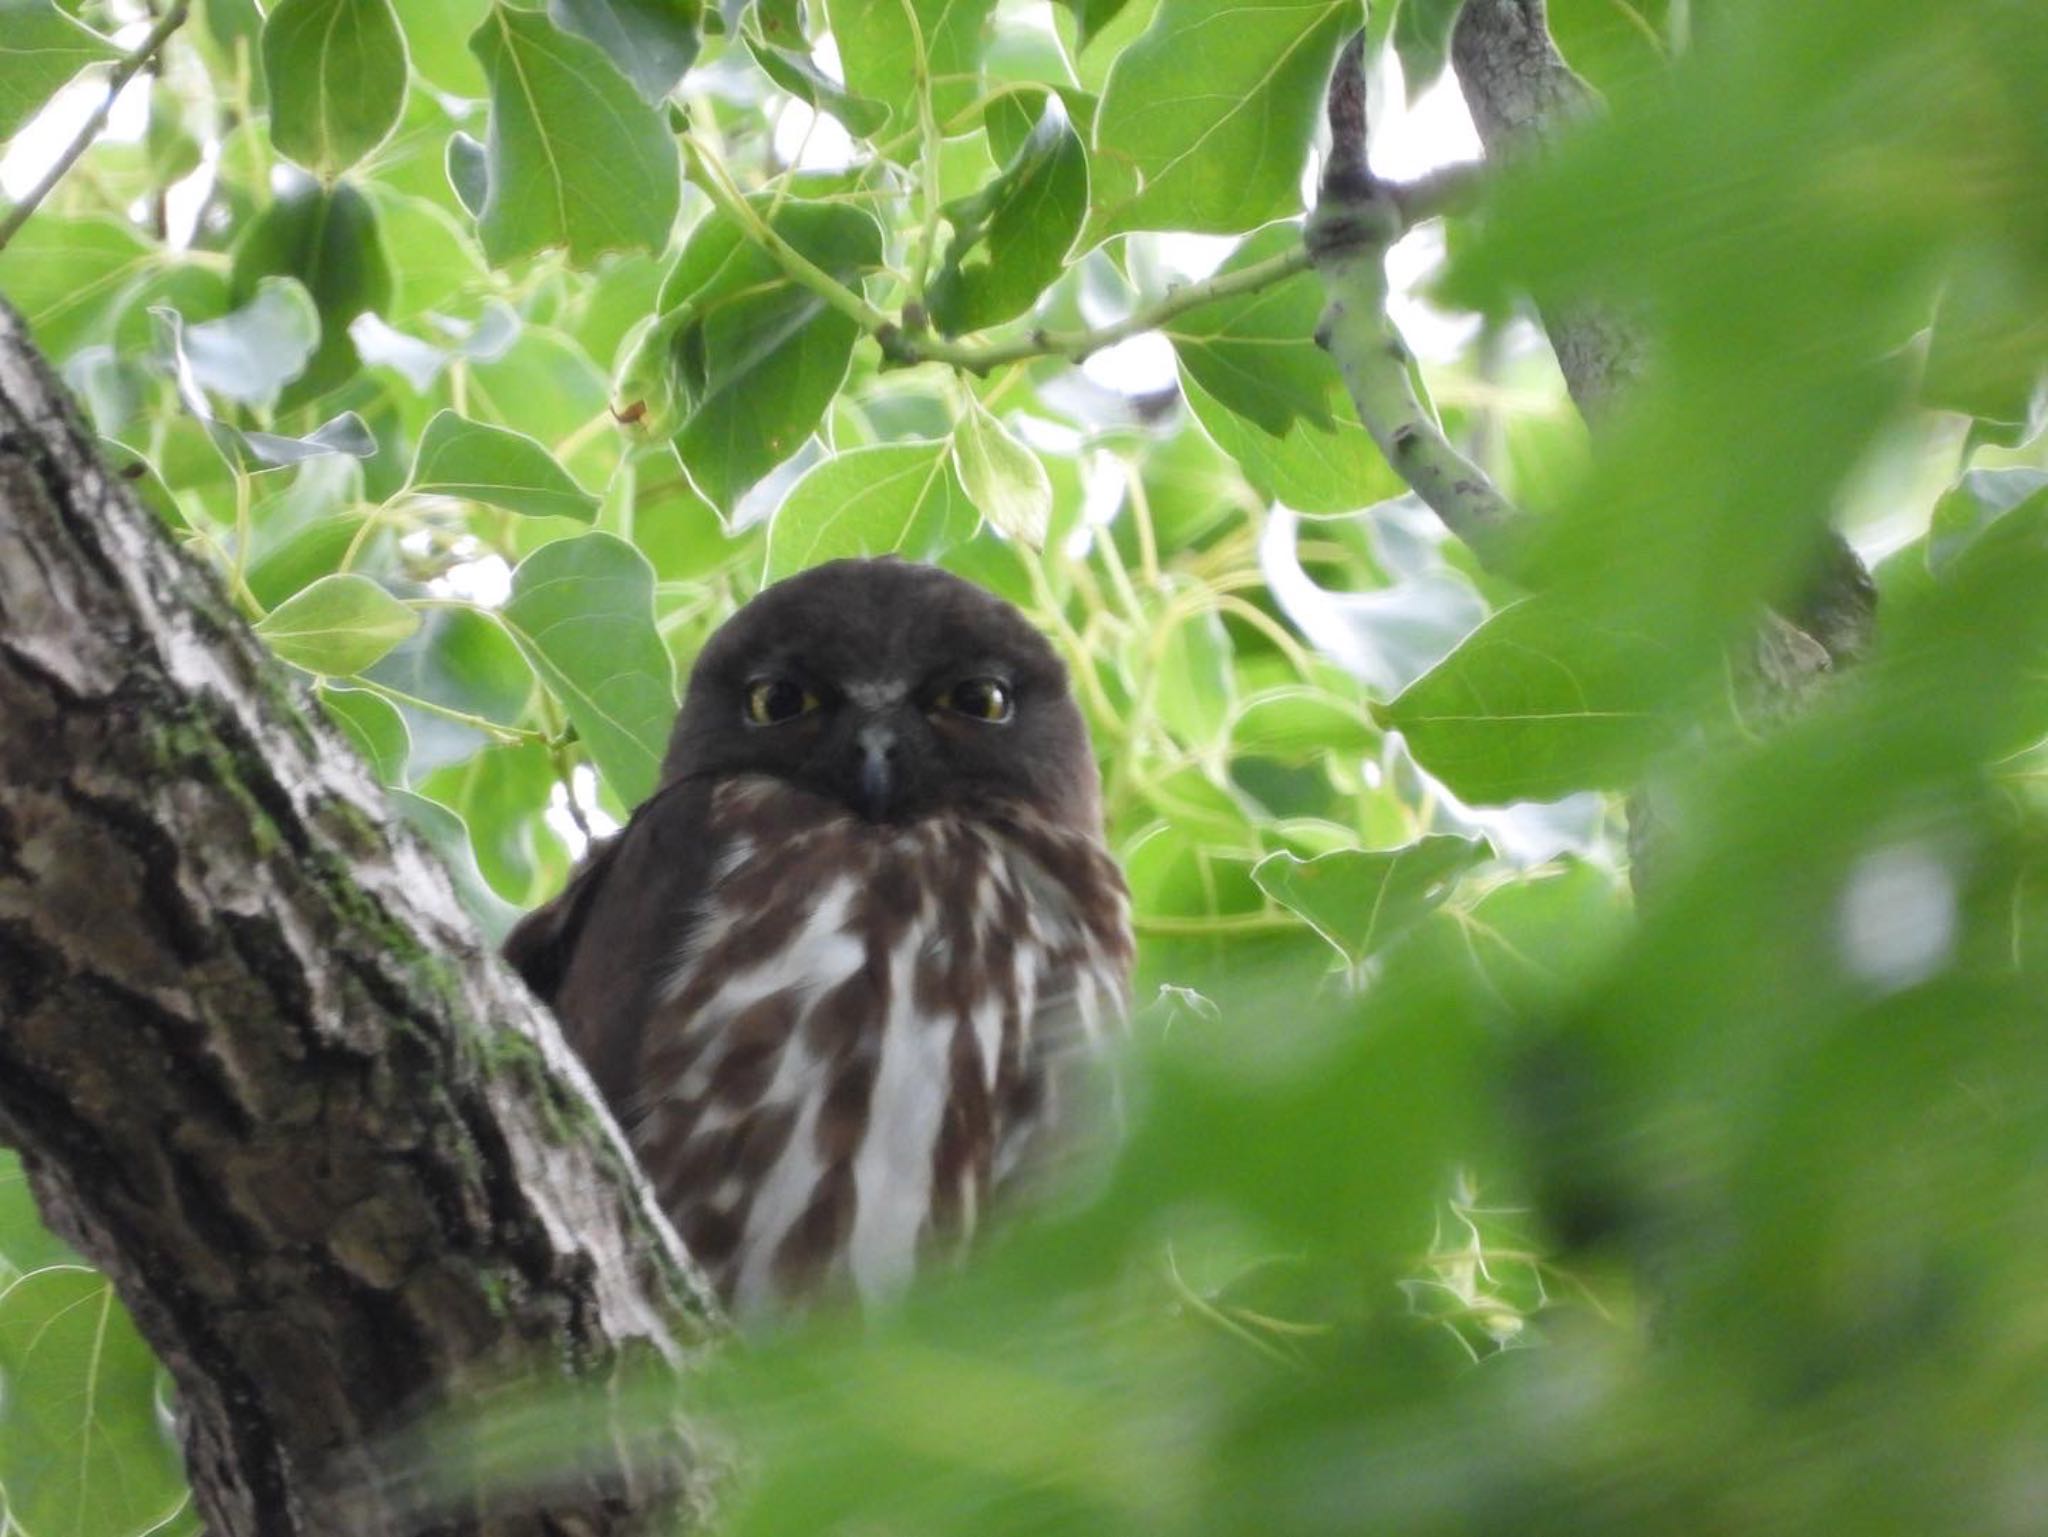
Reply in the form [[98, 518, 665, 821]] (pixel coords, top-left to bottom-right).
[[170, 276, 320, 408], [823, 0, 996, 132], [765, 440, 978, 579], [256, 573, 421, 674], [951, 396, 1050, 546], [745, 33, 888, 138]]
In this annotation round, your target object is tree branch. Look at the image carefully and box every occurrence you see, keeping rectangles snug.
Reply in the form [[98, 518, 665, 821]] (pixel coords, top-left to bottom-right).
[[0, 0, 193, 255], [0, 301, 726, 1535], [1307, 33, 1527, 576]]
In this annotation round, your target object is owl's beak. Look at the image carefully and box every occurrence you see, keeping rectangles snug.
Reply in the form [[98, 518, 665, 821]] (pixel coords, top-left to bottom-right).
[[852, 722, 899, 821]]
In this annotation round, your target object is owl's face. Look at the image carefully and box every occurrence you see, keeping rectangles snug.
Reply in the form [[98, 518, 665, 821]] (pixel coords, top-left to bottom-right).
[[663, 559, 1100, 830]]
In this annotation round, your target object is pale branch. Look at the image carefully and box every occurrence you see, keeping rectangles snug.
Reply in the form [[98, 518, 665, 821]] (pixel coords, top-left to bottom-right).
[[0, 0, 193, 254], [0, 301, 727, 1536], [1308, 34, 1527, 577]]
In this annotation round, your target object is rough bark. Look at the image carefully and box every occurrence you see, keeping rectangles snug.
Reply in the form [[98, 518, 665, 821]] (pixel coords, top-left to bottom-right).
[[0, 303, 725, 1533]]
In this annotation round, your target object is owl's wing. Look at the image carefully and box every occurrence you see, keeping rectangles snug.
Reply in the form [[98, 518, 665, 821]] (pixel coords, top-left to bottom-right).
[[502, 779, 716, 1109]]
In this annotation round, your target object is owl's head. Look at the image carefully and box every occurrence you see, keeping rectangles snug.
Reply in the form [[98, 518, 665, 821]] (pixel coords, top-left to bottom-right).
[[663, 559, 1100, 830]]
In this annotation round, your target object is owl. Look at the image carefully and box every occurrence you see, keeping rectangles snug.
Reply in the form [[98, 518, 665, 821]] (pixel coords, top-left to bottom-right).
[[503, 558, 1132, 1314]]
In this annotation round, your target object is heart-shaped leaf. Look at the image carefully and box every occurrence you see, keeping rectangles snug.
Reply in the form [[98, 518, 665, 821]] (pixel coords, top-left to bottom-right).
[[766, 440, 978, 579], [1253, 836, 1490, 966]]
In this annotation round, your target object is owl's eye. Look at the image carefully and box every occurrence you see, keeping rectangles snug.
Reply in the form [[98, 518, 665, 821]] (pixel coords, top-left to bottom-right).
[[744, 678, 820, 725], [938, 677, 1013, 723]]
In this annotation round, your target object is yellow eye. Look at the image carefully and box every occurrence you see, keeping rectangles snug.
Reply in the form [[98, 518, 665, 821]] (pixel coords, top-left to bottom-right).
[[939, 677, 1013, 722], [745, 678, 819, 725]]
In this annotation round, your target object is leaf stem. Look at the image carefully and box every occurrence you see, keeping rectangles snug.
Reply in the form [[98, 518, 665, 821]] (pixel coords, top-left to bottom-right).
[[0, 0, 193, 253]]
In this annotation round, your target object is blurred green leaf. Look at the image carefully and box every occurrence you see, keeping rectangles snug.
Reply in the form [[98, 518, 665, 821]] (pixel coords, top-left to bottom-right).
[[256, 573, 421, 674], [168, 275, 320, 408], [765, 440, 978, 580], [468, 3, 681, 265], [1391, 0, 1462, 97], [501, 532, 674, 805], [263, 0, 409, 176], [1382, 594, 1669, 804], [0, 0, 118, 141], [1088, 0, 1349, 241], [1253, 835, 1487, 965], [0, 214, 155, 361], [409, 409, 600, 521], [1229, 686, 1377, 762], [230, 179, 394, 407]]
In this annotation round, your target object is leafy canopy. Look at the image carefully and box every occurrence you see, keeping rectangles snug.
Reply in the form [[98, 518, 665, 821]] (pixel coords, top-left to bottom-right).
[[1, 0, 2046, 1532]]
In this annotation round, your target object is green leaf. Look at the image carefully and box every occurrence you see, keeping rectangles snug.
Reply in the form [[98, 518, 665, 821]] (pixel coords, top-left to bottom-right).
[[1392, 0, 1462, 98], [1381, 595, 1667, 804], [548, 0, 700, 102], [0, 0, 119, 142], [745, 33, 888, 138], [1056, 0, 1130, 53], [1179, 365, 1405, 516], [1253, 835, 1489, 965], [1926, 469, 2048, 575], [765, 440, 978, 580], [1088, 0, 1350, 241], [1168, 225, 1335, 437], [230, 179, 394, 407], [823, 0, 996, 133], [952, 397, 1051, 546], [420, 741, 566, 902], [171, 276, 321, 408], [927, 97, 1087, 335], [0, 214, 155, 361], [1230, 685, 1378, 762], [1153, 603, 1234, 748], [262, 0, 410, 176], [320, 682, 412, 783], [468, 4, 681, 266], [639, 195, 882, 512], [446, 129, 490, 217], [364, 605, 535, 774], [0, 1153, 77, 1278], [401, 0, 491, 95], [256, 573, 421, 674], [500, 533, 675, 805], [408, 409, 599, 521], [0, 1267, 191, 1537]]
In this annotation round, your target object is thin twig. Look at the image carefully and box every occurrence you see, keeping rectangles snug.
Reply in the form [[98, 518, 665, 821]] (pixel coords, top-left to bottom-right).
[[0, 0, 193, 254]]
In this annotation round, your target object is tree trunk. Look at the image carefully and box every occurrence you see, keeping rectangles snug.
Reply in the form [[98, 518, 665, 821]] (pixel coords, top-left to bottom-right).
[[0, 303, 724, 1533]]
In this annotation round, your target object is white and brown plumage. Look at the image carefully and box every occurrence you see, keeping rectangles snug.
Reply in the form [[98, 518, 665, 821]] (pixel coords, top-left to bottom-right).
[[504, 560, 1131, 1314]]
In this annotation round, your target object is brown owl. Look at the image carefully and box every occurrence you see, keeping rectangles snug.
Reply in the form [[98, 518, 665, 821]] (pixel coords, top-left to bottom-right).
[[504, 558, 1132, 1314]]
